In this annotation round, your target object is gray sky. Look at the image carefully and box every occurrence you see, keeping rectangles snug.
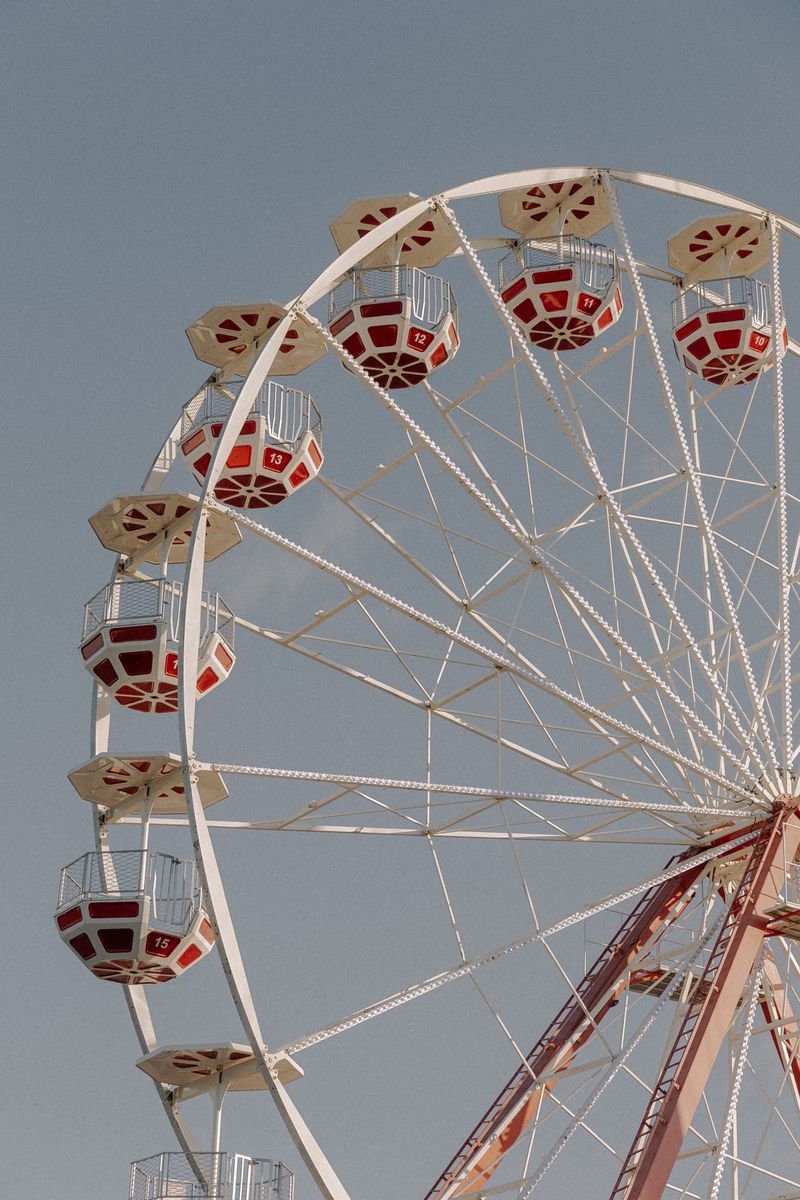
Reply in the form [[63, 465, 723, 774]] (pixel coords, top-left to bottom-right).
[[4, 2, 800, 1197]]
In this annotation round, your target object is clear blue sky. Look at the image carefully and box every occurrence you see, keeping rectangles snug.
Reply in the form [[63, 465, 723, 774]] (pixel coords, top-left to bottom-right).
[[3, 2, 800, 1197]]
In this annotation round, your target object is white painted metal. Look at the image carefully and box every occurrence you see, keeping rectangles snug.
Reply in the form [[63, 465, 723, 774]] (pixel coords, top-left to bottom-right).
[[707, 949, 766, 1200], [329, 192, 458, 267], [136, 1043, 303, 1096], [770, 214, 792, 779], [201, 765, 752, 822], [262, 831, 760, 1060], [79, 169, 800, 1200], [174, 310, 353, 1200], [668, 212, 771, 282], [89, 616, 206, 1186], [212, 501, 753, 803], [432, 196, 769, 779], [89, 492, 241, 565]]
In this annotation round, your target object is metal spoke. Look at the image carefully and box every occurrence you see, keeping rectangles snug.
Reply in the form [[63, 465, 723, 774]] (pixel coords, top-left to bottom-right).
[[435, 195, 769, 777], [79, 168, 800, 1200], [273, 830, 760, 1060], [218, 504, 754, 801], [601, 171, 780, 778], [770, 214, 793, 776]]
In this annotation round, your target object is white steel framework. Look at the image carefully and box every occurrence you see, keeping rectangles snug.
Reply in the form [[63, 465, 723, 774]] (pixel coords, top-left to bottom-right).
[[74, 169, 800, 1200]]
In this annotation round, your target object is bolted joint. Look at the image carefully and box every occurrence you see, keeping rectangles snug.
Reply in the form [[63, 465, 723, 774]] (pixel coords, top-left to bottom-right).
[[771, 796, 794, 813]]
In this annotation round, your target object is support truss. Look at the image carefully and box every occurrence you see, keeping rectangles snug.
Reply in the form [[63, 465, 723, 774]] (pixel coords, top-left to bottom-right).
[[423, 823, 768, 1200]]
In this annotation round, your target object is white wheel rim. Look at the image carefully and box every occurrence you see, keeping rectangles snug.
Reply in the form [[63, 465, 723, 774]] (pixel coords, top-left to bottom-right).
[[84, 169, 800, 1200]]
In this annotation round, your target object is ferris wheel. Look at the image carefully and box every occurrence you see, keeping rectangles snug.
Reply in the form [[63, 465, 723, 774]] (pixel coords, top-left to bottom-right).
[[57, 168, 800, 1200]]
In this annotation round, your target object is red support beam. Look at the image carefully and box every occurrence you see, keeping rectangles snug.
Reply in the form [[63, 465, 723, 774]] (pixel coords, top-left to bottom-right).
[[424, 826, 764, 1200], [761, 951, 800, 1110], [610, 803, 800, 1200]]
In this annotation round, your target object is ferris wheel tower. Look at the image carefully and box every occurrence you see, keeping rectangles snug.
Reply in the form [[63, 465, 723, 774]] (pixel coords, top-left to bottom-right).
[[56, 169, 800, 1200]]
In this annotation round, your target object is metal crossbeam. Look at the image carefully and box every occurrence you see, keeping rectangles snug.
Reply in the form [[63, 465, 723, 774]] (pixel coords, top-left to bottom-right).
[[422, 829, 756, 1200], [609, 804, 800, 1199]]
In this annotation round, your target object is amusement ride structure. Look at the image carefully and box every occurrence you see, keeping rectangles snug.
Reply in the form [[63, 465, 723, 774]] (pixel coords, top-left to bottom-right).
[[59, 169, 800, 1198]]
